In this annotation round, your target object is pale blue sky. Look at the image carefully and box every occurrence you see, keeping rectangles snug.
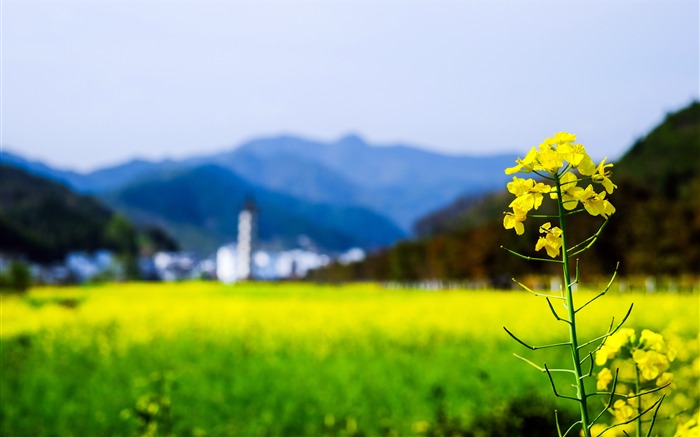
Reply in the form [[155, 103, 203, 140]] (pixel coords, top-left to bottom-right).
[[2, 0, 698, 172]]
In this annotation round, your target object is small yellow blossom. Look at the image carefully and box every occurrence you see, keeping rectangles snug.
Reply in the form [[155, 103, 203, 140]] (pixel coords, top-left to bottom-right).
[[592, 157, 617, 194], [639, 329, 676, 360], [633, 349, 670, 381], [581, 187, 616, 218], [535, 222, 563, 258], [554, 171, 587, 210], [674, 411, 699, 437], [558, 141, 596, 175], [656, 371, 673, 387], [595, 329, 636, 365], [505, 147, 538, 174], [640, 329, 665, 349], [504, 208, 528, 235], [507, 176, 534, 196], [535, 142, 564, 174], [507, 177, 551, 214], [597, 367, 614, 390], [586, 424, 608, 437], [612, 399, 636, 422]]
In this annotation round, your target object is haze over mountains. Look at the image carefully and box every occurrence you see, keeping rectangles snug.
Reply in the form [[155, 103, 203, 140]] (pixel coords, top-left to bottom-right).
[[1, 135, 515, 254]]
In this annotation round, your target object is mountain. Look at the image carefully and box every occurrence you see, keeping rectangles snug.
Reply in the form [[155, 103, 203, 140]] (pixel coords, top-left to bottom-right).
[[2, 136, 516, 232], [614, 101, 700, 200], [0, 151, 178, 193], [311, 101, 700, 281], [0, 151, 88, 189], [0, 164, 116, 262], [0, 164, 179, 263], [104, 164, 406, 254], [205, 134, 515, 230]]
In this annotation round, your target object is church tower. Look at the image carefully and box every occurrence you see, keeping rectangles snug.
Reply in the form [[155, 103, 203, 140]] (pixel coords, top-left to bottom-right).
[[236, 197, 257, 280]]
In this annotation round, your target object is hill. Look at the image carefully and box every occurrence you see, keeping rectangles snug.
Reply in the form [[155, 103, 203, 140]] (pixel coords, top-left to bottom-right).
[[311, 101, 700, 281], [0, 164, 177, 263], [105, 164, 406, 254]]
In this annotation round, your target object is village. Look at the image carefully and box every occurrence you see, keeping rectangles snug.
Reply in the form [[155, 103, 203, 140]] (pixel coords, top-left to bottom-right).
[[3, 200, 365, 285]]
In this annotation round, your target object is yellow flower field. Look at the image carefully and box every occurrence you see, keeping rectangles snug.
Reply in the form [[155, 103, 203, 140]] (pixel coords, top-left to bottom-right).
[[1, 282, 698, 436]]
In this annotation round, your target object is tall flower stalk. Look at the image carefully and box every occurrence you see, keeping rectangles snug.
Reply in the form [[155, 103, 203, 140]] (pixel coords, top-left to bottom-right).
[[501, 133, 666, 436]]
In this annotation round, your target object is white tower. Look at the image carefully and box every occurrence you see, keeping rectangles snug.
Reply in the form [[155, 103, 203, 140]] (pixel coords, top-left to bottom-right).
[[236, 198, 257, 280]]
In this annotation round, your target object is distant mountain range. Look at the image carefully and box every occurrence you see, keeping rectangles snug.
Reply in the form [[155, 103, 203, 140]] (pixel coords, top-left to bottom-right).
[[2, 135, 515, 254]]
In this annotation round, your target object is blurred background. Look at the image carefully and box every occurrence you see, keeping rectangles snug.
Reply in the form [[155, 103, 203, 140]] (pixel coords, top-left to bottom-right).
[[1, 0, 698, 286]]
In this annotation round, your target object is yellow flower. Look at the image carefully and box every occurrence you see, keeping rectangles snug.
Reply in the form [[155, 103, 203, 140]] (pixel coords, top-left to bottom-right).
[[595, 329, 636, 365], [556, 138, 587, 167], [597, 367, 613, 390], [592, 157, 617, 194], [581, 186, 616, 218], [612, 399, 636, 422], [504, 132, 599, 177], [555, 172, 586, 210], [553, 131, 577, 144], [674, 411, 699, 437], [577, 153, 597, 176], [586, 424, 608, 437], [640, 329, 665, 349], [633, 349, 670, 381], [507, 177, 551, 217], [504, 208, 527, 235], [507, 176, 534, 196], [535, 142, 564, 174], [656, 371, 673, 387], [505, 147, 538, 174], [639, 329, 677, 361], [535, 222, 563, 258]]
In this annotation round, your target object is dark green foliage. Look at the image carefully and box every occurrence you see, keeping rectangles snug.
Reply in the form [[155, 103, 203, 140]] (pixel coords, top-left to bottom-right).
[[419, 387, 579, 437], [615, 101, 700, 200], [139, 227, 179, 256], [0, 164, 114, 262], [105, 214, 140, 279], [0, 261, 32, 293], [0, 164, 178, 266]]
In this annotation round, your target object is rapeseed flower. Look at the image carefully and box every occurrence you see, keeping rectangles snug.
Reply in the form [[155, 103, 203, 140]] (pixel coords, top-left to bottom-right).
[[502, 132, 616, 255], [504, 208, 527, 235], [553, 172, 586, 210], [656, 372, 673, 388], [505, 147, 539, 174], [592, 158, 617, 194], [581, 187, 616, 218], [675, 412, 699, 437], [612, 399, 636, 422], [507, 177, 552, 214], [535, 222, 563, 258], [597, 367, 614, 390], [595, 328, 636, 365], [633, 349, 671, 381]]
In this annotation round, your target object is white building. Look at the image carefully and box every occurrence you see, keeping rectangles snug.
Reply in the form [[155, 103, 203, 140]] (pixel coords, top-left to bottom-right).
[[236, 199, 257, 280], [216, 244, 238, 284]]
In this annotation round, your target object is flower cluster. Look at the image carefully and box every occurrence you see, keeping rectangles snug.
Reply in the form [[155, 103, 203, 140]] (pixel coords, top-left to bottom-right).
[[594, 328, 678, 432], [675, 412, 699, 437], [596, 328, 677, 387], [503, 132, 617, 257]]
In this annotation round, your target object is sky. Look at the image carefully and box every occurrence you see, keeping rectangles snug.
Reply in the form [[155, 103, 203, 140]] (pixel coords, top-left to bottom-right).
[[2, 0, 698, 172]]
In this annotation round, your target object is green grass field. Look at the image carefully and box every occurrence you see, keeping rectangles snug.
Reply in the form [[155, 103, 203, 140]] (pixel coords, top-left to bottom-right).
[[1, 282, 698, 436]]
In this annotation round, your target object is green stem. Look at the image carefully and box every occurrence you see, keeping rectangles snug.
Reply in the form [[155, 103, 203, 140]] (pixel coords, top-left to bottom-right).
[[635, 366, 642, 437], [555, 173, 591, 436]]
